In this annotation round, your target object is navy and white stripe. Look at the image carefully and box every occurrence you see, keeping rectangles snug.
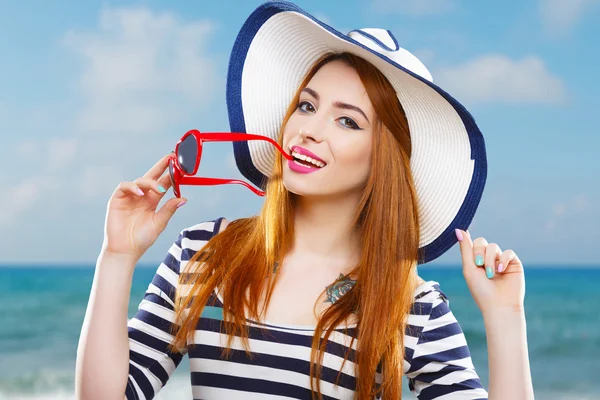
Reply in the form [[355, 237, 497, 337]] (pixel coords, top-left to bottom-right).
[[126, 218, 488, 399]]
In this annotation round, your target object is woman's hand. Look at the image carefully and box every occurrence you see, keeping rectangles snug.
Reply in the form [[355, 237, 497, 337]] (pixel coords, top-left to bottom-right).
[[455, 230, 534, 399], [455, 229, 525, 318], [101, 153, 187, 261]]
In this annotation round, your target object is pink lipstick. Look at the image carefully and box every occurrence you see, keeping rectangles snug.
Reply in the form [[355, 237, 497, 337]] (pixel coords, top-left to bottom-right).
[[291, 146, 326, 164], [287, 145, 327, 174]]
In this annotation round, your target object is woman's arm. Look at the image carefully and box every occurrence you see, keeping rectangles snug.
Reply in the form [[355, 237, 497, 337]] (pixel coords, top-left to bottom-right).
[[455, 228, 535, 400], [483, 307, 533, 399], [75, 251, 139, 400]]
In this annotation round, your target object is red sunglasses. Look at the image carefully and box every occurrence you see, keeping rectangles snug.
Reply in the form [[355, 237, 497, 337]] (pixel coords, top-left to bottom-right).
[[168, 129, 293, 197]]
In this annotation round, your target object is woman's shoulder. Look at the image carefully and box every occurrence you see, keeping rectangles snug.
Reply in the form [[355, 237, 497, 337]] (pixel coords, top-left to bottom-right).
[[410, 277, 450, 316], [176, 217, 229, 249]]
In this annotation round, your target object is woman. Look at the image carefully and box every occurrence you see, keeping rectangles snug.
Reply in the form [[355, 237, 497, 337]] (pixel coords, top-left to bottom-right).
[[75, 2, 534, 399]]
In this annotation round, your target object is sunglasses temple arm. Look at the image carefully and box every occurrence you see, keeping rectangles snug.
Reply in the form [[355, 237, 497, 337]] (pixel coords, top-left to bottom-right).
[[198, 133, 293, 160], [178, 176, 266, 197]]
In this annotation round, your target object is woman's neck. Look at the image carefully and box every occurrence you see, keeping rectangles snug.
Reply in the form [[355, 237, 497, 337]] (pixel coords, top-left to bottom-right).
[[289, 192, 362, 268]]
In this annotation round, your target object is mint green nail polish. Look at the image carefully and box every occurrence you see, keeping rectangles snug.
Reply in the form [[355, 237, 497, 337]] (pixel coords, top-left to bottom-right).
[[475, 255, 484, 266], [486, 266, 494, 279], [158, 185, 166, 193]]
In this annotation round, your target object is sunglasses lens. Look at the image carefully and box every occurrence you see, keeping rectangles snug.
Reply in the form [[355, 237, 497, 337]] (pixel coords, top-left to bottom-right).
[[178, 135, 198, 174]]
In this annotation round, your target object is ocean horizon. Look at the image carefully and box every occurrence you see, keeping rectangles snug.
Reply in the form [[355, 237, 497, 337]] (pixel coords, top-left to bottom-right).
[[2, 263, 600, 269], [2, 265, 599, 399]]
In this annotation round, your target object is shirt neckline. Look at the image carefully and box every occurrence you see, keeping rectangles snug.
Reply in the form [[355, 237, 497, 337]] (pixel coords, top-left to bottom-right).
[[212, 286, 357, 331], [211, 280, 439, 331]]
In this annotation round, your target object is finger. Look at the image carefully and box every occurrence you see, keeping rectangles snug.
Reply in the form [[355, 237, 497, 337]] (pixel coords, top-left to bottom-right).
[[143, 153, 174, 181], [472, 236, 489, 271], [114, 181, 146, 199], [484, 243, 502, 279], [133, 176, 169, 195], [157, 171, 173, 191], [455, 228, 477, 276], [154, 197, 188, 232], [498, 249, 521, 273]]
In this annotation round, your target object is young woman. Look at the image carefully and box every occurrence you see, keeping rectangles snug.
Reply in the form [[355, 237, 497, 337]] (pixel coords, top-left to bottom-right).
[[75, 2, 534, 399]]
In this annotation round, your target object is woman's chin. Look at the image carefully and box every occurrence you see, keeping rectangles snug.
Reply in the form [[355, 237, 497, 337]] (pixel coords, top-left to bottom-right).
[[283, 177, 368, 202], [282, 179, 319, 197]]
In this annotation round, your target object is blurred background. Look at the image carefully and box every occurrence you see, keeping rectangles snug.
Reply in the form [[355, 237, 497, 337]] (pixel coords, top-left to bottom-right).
[[1, 0, 598, 398]]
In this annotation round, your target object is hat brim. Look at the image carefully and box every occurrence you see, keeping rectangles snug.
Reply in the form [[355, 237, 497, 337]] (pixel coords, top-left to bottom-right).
[[226, 1, 487, 265]]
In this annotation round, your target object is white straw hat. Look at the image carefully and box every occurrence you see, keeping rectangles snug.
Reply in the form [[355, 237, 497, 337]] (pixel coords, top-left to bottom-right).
[[225, 1, 487, 265]]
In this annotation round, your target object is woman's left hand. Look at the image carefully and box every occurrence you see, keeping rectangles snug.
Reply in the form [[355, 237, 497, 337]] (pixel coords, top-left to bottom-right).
[[455, 229, 525, 318]]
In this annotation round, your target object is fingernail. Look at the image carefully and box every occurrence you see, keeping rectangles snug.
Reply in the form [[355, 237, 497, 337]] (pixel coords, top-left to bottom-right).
[[475, 255, 484, 266], [455, 229, 463, 242], [486, 266, 494, 279], [498, 263, 505, 273], [177, 200, 187, 208], [158, 185, 166, 193], [137, 188, 144, 196]]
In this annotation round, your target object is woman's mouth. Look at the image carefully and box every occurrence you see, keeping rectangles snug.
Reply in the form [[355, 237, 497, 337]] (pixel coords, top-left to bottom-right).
[[286, 146, 327, 174], [288, 158, 322, 174], [289, 146, 327, 168], [290, 150, 326, 168]]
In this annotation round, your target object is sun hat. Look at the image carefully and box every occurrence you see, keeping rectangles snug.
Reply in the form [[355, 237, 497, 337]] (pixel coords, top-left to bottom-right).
[[225, 1, 487, 265]]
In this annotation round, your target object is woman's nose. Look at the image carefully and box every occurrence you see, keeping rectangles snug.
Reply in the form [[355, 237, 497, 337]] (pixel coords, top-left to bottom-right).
[[299, 120, 325, 143]]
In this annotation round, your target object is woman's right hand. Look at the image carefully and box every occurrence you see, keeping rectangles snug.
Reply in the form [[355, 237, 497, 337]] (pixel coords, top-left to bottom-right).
[[101, 153, 188, 261]]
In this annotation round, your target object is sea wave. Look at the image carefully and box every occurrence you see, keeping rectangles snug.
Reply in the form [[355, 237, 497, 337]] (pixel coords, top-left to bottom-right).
[[0, 373, 193, 400]]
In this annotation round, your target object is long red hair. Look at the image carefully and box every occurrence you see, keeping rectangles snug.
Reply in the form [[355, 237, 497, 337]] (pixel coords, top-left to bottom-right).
[[168, 52, 421, 399]]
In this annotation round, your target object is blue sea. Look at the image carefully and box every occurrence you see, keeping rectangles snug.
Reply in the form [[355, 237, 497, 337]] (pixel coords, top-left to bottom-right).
[[1, 265, 599, 399]]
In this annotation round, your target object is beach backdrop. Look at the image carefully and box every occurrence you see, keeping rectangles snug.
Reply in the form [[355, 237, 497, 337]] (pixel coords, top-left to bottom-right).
[[1, 0, 599, 399], [2, 265, 599, 399]]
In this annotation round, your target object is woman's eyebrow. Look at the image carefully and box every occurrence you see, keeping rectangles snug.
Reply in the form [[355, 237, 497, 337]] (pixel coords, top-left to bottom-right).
[[333, 101, 370, 123], [301, 87, 370, 123]]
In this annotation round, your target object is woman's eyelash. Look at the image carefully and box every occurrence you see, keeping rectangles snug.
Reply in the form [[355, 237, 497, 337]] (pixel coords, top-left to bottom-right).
[[297, 100, 362, 130], [339, 117, 360, 130], [297, 100, 315, 113]]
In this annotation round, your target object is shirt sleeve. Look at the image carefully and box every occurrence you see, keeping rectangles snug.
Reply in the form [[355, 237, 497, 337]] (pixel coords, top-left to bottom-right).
[[124, 219, 222, 400], [124, 228, 188, 400], [404, 284, 489, 400]]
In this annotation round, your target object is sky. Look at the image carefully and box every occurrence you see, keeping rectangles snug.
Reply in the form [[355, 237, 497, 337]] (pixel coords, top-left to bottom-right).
[[0, 0, 598, 266]]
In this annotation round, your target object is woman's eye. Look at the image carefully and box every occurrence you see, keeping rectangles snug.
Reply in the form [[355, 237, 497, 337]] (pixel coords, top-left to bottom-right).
[[298, 101, 315, 113], [339, 117, 360, 130]]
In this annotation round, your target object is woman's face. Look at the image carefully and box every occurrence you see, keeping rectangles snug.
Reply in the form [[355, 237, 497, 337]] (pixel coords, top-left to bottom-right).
[[282, 59, 375, 199]]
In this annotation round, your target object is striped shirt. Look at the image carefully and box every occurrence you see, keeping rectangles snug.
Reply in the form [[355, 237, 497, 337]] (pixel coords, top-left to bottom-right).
[[126, 218, 488, 399]]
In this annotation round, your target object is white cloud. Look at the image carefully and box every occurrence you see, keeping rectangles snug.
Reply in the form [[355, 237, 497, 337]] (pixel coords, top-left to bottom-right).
[[539, 0, 599, 35], [544, 194, 590, 234], [47, 138, 78, 171], [373, 0, 454, 15], [63, 6, 218, 136], [0, 6, 219, 231], [0, 135, 77, 227], [16, 139, 41, 161], [0, 178, 45, 226], [434, 54, 567, 104], [572, 193, 588, 210], [413, 49, 435, 67], [553, 203, 566, 216], [79, 165, 127, 201], [14, 137, 78, 172]]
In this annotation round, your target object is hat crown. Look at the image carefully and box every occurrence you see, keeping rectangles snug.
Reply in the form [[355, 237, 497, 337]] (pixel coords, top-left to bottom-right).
[[347, 28, 433, 82]]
